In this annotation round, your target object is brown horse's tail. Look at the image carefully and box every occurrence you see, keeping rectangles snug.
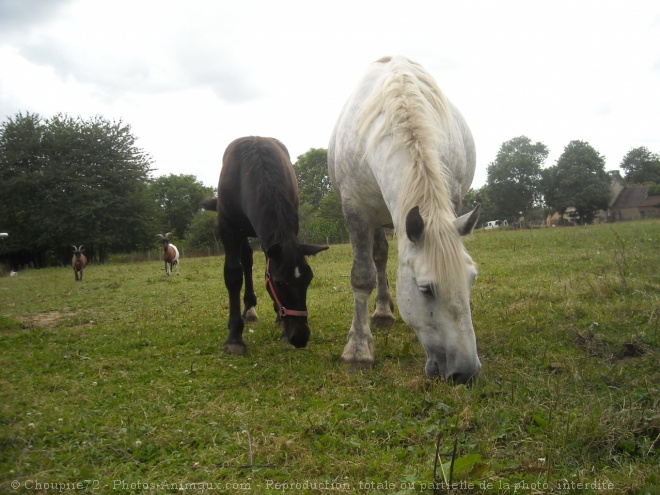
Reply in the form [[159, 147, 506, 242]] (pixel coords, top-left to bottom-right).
[[200, 198, 218, 211]]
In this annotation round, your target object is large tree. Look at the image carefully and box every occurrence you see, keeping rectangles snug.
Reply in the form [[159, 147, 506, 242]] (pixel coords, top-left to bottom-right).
[[185, 210, 219, 251], [148, 174, 214, 240], [293, 148, 347, 244], [293, 148, 332, 211], [486, 136, 548, 222], [620, 146, 660, 184], [0, 113, 48, 265], [0, 112, 155, 266], [542, 140, 611, 224]]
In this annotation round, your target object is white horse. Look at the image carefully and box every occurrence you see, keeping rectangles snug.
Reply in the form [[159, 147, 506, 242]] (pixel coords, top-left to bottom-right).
[[328, 56, 482, 383]]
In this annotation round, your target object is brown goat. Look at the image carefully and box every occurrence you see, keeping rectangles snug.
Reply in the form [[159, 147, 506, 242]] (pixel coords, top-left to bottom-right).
[[156, 233, 179, 275], [71, 245, 87, 281]]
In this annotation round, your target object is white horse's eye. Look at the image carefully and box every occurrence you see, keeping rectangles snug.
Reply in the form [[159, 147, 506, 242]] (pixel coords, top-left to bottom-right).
[[418, 285, 433, 295]]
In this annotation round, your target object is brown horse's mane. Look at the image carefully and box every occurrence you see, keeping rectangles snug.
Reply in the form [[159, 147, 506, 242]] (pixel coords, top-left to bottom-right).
[[234, 138, 302, 267]]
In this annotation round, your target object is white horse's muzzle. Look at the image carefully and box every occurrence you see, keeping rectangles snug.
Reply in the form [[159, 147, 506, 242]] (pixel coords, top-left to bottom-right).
[[425, 354, 481, 384]]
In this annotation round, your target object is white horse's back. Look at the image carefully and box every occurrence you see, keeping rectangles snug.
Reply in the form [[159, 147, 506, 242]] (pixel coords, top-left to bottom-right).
[[329, 56, 475, 224]]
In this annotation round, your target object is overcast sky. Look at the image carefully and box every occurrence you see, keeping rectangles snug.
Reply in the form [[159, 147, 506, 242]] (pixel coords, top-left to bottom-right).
[[1, 0, 659, 190]]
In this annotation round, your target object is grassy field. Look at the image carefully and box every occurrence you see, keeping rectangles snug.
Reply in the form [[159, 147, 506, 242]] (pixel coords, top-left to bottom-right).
[[1, 221, 658, 494]]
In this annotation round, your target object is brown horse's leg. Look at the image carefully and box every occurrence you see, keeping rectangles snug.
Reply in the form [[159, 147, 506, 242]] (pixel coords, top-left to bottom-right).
[[220, 230, 247, 355], [240, 238, 258, 323]]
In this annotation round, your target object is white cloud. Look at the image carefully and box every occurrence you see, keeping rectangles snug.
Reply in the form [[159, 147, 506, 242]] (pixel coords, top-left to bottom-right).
[[1, 0, 659, 190], [0, 0, 73, 31]]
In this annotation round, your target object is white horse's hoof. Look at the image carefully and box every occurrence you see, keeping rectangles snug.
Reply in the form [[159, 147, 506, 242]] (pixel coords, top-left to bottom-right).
[[371, 312, 395, 328], [340, 356, 374, 372], [340, 337, 374, 371]]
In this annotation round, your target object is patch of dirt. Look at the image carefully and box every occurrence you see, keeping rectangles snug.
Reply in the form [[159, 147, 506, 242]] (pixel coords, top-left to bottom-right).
[[20, 311, 69, 329], [574, 331, 654, 361], [618, 339, 653, 359], [574, 331, 614, 359]]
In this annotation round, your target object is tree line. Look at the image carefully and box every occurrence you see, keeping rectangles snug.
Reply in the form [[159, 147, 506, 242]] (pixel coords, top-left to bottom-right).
[[0, 113, 213, 268], [461, 136, 660, 226], [295, 138, 660, 234], [1, 112, 658, 269]]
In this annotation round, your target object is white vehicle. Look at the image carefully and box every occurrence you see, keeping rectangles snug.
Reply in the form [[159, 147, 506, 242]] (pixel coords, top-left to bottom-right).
[[0, 233, 8, 239], [483, 220, 508, 230]]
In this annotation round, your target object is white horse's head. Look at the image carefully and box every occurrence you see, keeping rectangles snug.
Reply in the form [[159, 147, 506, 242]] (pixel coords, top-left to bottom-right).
[[396, 205, 481, 384]]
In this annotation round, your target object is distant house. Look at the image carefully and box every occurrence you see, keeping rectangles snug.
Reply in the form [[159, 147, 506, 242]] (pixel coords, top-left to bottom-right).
[[608, 171, 627, 206], [609, 184, 660, 221], [546, 171, 659, 225], [638, 193, 660, 218]]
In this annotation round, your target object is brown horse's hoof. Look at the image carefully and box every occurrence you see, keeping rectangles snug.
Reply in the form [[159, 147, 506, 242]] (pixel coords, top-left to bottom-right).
[[223, 342, 246, 355], [242, 307, 258, 323]]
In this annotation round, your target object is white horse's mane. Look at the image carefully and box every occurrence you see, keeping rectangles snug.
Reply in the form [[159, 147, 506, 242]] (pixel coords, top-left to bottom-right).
[[357, 56, 469, 302]]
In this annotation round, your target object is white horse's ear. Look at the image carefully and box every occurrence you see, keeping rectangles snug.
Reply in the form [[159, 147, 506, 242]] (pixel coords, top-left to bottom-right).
[[454, 204, 481, 236], [405, 206, 425, 243]]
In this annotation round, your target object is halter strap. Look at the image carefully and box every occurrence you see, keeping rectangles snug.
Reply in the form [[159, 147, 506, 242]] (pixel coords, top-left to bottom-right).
[[265, 258, 308, 318]]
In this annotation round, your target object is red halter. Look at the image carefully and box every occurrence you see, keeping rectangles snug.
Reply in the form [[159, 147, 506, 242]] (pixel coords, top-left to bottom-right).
[[265, 258, 308, 318]]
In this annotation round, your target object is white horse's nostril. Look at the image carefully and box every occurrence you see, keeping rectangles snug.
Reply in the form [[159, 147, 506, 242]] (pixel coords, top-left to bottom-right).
[[445, 371, 478, 385]]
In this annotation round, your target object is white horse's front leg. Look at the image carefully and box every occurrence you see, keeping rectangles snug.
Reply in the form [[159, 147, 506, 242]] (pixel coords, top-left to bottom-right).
[[371, 227, 395, 327], [341, 216, 377, 369], [341, 289, 374, 368]]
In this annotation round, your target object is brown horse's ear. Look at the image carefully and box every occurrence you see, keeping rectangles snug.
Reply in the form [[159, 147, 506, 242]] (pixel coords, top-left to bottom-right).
[[267, 244, 282, 260], [200, 197, 218, 211], [300, 244, 329, 256]]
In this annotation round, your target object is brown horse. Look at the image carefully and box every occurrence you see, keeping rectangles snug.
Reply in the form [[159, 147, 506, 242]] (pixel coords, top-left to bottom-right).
[[202, 137, 328, 355]]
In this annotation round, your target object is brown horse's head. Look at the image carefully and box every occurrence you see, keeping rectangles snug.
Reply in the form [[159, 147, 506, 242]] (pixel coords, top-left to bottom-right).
[[265, 242, 328, 348]]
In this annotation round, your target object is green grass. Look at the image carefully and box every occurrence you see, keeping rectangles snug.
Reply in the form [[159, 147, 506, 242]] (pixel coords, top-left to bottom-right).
[[1, 221, 658, 494]]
